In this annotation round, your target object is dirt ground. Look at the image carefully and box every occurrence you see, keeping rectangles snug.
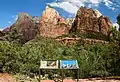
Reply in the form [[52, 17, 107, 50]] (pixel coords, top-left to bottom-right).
[[0, 73, 16, 82], [41, 79, 120, 82], [0, 73, 120, 82]]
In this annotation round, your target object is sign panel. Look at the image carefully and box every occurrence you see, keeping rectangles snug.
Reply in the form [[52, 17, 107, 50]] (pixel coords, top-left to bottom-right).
[[60, 60, 79, 69], [40, 60, 58, 69]]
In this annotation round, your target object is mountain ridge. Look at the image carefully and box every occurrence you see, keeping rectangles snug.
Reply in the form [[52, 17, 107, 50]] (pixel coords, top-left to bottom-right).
[[0, 6, 113, 44]]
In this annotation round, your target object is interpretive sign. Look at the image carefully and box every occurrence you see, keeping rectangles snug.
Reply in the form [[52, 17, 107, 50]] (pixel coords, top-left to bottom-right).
[[40, 60, 58, 69], [60, 60, 79, 69]]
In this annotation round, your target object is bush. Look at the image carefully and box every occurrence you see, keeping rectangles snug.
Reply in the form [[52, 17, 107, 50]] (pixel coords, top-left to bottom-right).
[[0, 37, 120, 78]]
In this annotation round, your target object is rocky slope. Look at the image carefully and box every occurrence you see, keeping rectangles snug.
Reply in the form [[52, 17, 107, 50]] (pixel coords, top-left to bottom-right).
[[39, 6, 70, 38], [70, 7, 112, 38]]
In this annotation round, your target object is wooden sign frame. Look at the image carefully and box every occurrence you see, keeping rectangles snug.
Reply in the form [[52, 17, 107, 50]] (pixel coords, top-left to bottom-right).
[[39, 60, 80, 82]]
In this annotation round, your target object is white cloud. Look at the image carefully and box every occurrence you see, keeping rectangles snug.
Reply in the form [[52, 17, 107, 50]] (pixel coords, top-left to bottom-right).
[[103, 0, 114, 9], [47, 0, 116, 15], [113, 23, 119, 30], [8, 21, 12, 24], [0, 29, 3, 31], [8, 15, 18, 25], [47, 2, 80, 14], [90, 0, 101, 4]]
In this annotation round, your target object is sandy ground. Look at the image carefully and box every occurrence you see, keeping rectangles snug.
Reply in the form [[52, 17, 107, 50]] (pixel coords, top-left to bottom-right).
[[0, 73, 16, 82], [0, 73, 120, 82], [41, 79, 120, 82]]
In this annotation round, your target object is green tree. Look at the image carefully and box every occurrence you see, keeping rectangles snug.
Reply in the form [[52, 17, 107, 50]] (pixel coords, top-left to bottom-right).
[[5, 28, 22, 44], [117, 14, 120, 31], [0, 41, 21, 73]]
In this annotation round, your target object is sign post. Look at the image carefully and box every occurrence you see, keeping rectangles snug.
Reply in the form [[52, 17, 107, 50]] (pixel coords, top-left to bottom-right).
[[60, 60, 79, 82], [39, 68, 41, 82], [77, 69, 79, 82], [39, 60, 59, 82], [40, 60, 59, 69], [39, 60, 79, 82]]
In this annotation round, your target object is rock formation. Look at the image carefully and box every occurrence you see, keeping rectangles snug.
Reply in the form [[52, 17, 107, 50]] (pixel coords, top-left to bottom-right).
[[94, 9, 102, 18], [70, 7, 112, 38], [66, 18, 75, 27], [39, 6, 70, 38], [1, 6, 113, 43], [3, 13, 39, 43], [0, 31, 4, 37]]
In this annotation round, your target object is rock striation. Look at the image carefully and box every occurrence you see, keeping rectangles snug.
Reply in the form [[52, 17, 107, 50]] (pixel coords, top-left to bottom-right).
[[39, 6, 70, 38], [70, 7, 112, 37]]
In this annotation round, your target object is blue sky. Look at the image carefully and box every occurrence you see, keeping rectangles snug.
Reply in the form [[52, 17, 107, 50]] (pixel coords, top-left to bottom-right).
[[0, 0, 120, 30], [61, 60, 78, 65]]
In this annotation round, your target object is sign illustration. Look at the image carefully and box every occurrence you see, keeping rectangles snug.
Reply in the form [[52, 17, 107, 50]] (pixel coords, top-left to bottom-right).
[[40, 60, 58, 69], [60, 60, 79, 69]]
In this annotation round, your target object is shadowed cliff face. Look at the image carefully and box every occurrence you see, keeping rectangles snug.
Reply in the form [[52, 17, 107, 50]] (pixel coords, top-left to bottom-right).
[[39, 6, 70, 38], [70, 7, 112, 37], [3, 13, 39, 43], [0, 31, 4, 37]]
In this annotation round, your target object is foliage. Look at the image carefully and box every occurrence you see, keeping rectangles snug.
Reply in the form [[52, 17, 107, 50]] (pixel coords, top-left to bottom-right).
[[0, 23, 120, 79], [0, 41, 21, 73], [4, 28, 22, 44], [117, 14, 120, 30], [0, 36, 120, 78]]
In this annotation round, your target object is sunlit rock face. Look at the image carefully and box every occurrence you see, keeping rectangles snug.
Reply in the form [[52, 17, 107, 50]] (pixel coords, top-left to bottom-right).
[[66, 18, 75, 27], [39, 6, 70, 38], [70, 7, 112, 37], [94, 9, 102, 18], [3, 13, 39, 43]]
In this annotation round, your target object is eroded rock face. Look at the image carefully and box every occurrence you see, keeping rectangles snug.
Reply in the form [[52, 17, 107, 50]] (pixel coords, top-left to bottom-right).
[[66, 18, 75, 27], [94, 9, 102, 18], [70, 7, 112, 37], [0, 31, 4, 37], [3, 13, 39, 43], [39, 6, 70, 38]]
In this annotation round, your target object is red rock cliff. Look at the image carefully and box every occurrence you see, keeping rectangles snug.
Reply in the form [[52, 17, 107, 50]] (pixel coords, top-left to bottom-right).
[[3, 13, 39, 43], [70, 7, 112, 37], [39, 6, 70, 38]]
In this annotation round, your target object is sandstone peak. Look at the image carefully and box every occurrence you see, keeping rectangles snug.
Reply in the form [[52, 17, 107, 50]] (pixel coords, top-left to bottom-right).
[[3, 12, 38, 43], [40, 6, 65, 25], [94, 9, 102, 18], [39, 6, 69, 38], [70, 7, 112, 39], [45, 5, 52, 9], [18, 12, 30, 17], [17, 12, 32, 20]]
